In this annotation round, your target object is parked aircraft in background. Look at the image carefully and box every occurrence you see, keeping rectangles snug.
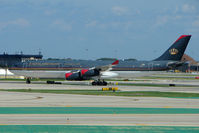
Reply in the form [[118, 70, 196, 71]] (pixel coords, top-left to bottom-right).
[[0, 35, 191, 85], [113, 35, 191, 78]]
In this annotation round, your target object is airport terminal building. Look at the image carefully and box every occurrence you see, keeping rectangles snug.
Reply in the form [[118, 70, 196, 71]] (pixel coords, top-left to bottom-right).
[[177, 54, 199, 72], [0, 53, 43, 66], [0, 53, 43, 77]]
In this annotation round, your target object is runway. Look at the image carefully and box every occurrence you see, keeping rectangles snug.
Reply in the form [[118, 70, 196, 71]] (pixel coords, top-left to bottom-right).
[[0, 80, 199, 132], [0, 91, 199, 108]]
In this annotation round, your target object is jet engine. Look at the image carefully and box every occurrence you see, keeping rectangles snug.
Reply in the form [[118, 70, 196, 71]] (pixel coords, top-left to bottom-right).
[[65, 69, 100, 80], [65, 72, 81, 80]]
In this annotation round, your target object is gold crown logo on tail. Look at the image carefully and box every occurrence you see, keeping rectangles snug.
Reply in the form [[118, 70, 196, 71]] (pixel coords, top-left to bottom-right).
[[169, 48, 178, 55]]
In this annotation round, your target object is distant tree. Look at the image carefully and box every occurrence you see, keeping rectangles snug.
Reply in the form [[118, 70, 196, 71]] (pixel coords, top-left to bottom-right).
[[64, 58, 72, 61], [96, 58, 117, 61], [47, 58, 60, 60], [47, 57, 74, 60], [123, 58, 137, 61]]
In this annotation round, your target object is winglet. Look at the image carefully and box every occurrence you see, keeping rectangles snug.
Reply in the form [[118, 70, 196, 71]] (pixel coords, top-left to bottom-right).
[[112, 60, 119, 65]]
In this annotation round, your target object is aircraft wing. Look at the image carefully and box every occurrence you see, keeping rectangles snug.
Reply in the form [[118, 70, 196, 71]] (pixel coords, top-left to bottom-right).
[[95, 60, 119, 71]]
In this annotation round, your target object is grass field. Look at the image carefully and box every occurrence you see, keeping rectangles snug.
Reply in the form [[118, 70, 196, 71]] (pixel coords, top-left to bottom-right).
[[0, 107, 199, 114], [0, 125, 199, 133], [1, 89, 199, 98]]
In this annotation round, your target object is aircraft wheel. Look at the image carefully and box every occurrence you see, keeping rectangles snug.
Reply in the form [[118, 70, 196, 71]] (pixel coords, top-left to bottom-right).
[[26, 78, 31, 84], [92, 80, 107, 86], [98, 81, 103, 86], [92, 81, 97, 85], [103, 81, 107, 86]]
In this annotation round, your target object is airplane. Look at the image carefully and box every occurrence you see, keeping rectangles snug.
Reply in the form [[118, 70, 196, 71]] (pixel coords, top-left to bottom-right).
[[18, 60, 119, 85], [0, 35, 191, 85], [112, 35, 191, 78], [64, 60, 119, 85]]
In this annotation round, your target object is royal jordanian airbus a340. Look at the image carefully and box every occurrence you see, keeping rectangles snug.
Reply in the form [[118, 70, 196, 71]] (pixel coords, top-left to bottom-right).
[[0, 35, 191, 85]]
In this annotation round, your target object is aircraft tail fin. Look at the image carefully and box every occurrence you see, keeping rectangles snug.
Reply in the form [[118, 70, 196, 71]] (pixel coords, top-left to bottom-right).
[[154, 35, 191, 61]]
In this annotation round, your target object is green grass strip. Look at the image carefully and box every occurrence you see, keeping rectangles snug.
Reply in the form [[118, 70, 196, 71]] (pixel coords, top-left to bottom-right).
[[0, 125, 199, 133], [0, 107, 198, 114], [1, 89, 199, 98]]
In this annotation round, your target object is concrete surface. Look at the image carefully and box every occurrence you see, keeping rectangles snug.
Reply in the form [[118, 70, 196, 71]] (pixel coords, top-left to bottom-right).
[[0, 80, 198, 129]]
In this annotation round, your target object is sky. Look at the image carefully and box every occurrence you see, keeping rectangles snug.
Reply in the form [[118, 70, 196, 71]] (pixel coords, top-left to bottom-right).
[[0, 0, 198, 60]]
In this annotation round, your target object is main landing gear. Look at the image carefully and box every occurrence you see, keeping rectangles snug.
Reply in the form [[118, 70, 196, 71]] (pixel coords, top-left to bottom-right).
[[26, 77, 31, 84], [91, 79, 107, 86]]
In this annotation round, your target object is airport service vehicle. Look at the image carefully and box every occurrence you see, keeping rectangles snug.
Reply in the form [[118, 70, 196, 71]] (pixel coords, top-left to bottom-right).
[[0, 35, 191, 84]]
